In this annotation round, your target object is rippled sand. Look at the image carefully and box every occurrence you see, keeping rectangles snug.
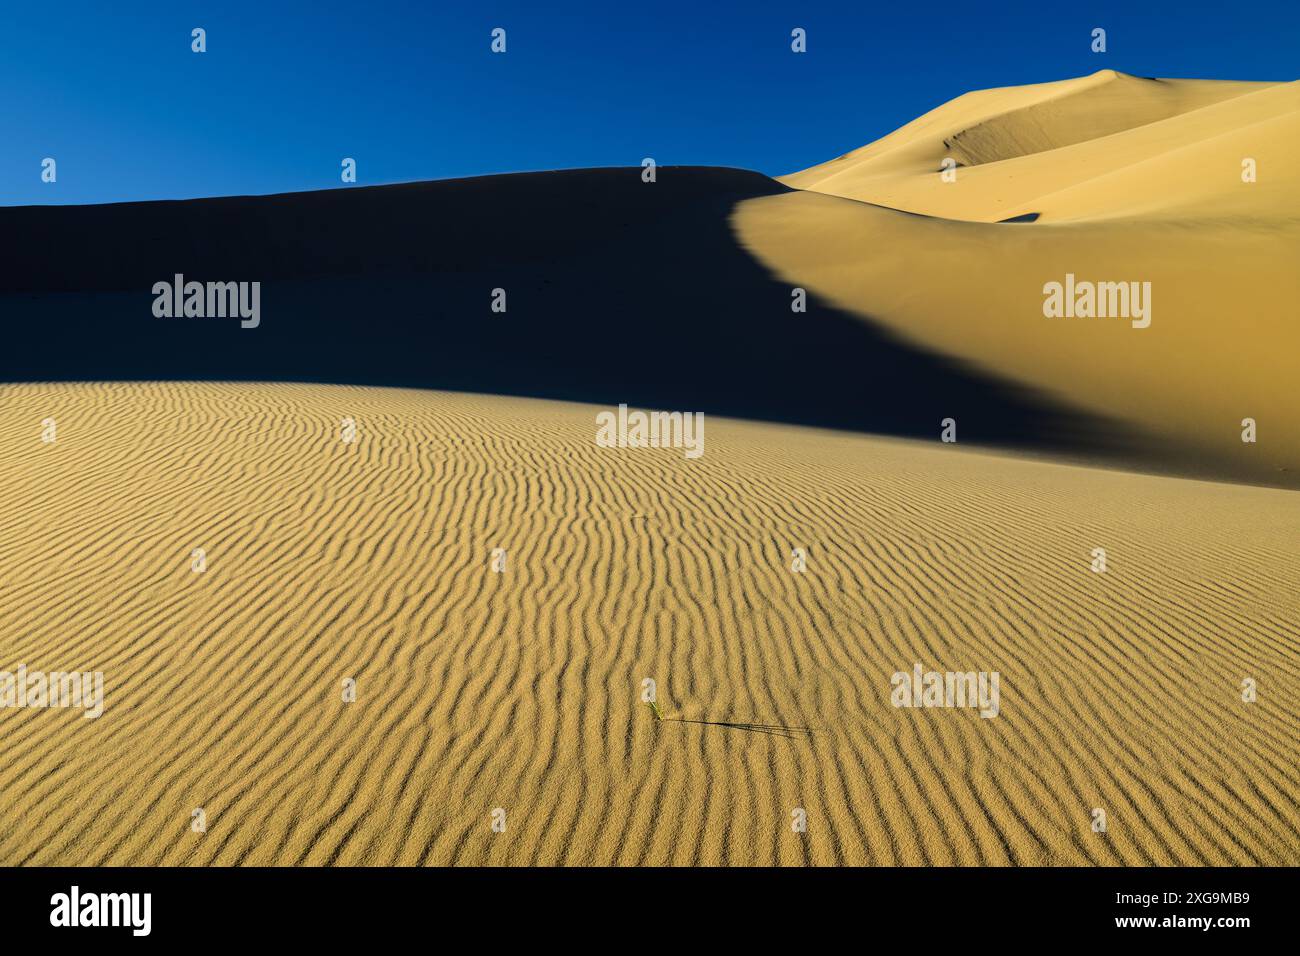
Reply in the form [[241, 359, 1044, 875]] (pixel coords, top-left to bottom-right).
[[1, 382, 1295, 865]]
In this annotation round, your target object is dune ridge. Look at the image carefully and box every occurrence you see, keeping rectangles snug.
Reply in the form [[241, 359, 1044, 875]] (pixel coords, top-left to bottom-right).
[[0, 166, 1158, 474], [780, 70, 1298, 222], [739, 71, 1300, 489], [0, 382, 1295, 865]]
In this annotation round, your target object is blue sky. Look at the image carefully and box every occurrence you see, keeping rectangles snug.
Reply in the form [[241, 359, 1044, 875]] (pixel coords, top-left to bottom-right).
[[4, 0, 1296, 205]]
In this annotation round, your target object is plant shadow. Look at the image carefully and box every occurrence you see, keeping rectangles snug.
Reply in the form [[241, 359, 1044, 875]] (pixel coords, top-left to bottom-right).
[[662, 715, 814, 741]]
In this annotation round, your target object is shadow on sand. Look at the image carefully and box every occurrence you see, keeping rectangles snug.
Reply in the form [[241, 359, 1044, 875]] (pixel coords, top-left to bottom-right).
[[662, 716, 815, 741], [0, 166, 1139, 458]]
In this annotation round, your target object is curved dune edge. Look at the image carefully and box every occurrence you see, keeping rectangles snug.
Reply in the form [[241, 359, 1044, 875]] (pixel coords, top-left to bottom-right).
[[780, 71, 1300, 223], [1, 382, 1295, 865], [0, 164, 1167, 471], [754, 72, 1300, 488], [732, 191, 1300, 488]]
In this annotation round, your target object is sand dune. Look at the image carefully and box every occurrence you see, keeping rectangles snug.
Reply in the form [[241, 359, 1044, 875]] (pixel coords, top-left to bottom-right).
[[0, 167, 1145, 465], [780, 70, 1298, 222], [2, 72, 1296, 868], [0, 382, 1295, 865], [740, 71, 1300, 488], [4, 78, 1295, 487]]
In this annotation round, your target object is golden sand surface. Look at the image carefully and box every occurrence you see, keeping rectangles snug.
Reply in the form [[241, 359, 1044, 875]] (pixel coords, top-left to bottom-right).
[[1, 382, 1295, 865], [742, 72, 1300, 487]]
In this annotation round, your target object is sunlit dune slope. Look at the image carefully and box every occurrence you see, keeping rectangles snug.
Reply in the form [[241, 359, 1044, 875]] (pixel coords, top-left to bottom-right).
[[741, 72, 1300, 488], [0, 383, 1296, 865], [780, 70, 1298, 222]]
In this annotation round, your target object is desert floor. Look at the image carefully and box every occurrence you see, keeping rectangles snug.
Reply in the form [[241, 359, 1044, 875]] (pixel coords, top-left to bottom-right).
[[1, 382, 1295, 865]]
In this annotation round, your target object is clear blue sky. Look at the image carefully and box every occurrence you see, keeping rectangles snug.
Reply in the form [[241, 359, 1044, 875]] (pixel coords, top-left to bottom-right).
[[4, 0, 1296, 205]]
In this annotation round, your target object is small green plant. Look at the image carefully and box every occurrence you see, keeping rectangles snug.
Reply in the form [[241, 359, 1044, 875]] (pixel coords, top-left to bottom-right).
[[646, 699, 664, 722]]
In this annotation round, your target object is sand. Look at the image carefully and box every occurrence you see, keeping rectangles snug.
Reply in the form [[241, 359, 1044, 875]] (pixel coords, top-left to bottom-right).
[[2, 70, 1296, 867], [0, 382, 1295, 865], [780, 71, 1298, 222], [741, 71, 1300, 488]]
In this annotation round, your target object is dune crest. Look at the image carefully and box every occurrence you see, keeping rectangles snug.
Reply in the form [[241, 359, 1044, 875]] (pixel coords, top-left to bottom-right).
[[780, 70, 1299, 223], [739, 72, 1300, 488]]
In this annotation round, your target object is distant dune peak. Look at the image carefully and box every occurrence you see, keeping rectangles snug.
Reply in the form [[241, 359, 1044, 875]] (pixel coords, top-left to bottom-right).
[[780, 72, 1296, 224], [739, 73, 1300, 488]]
